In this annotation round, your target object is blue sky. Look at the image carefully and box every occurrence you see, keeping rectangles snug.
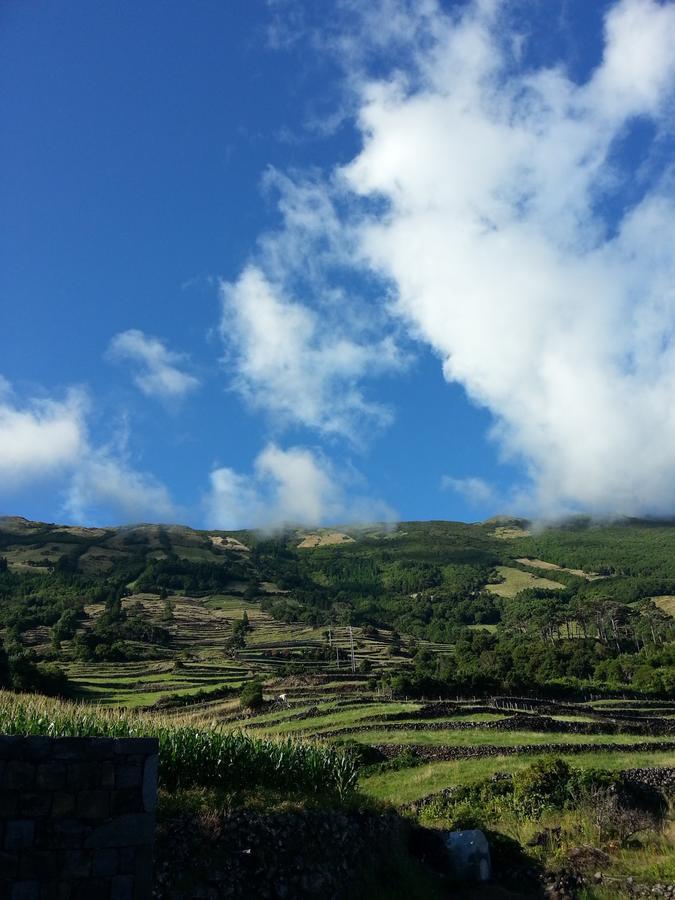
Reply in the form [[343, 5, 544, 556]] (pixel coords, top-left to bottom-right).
[[2, 0, 675, 528]]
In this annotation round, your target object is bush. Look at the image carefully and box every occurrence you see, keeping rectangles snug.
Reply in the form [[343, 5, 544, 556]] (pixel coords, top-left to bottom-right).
[[512, 756, 573, 815], [240, 679, 264, 710]]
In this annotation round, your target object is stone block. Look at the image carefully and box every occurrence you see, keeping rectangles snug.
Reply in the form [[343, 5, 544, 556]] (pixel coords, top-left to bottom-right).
[[5, 819, 35, 850], [71, 877, 108, 900], [134, 844, 154, 897], [52, 738, 91, 760], [93, 846, 119, 877], [67, 761, 101, 790], [51, 791, 76, 817], [112, 788, 143, 816], [10, 881, 39, 900], [5, 761, 35, 791], [0, 849, 18, 878], [111, 874, 134, 900], [19, 849, 61, 880], [0, 736, 22, 759], [115, 765, 142, 789], [443, 829, 491, 882], [142, 756, 157, 813], [124, 755, 144, 767], [19, 792, 52, 817], [101, 761, 115, 789], [22, 737, 52, 760], [85, 737, 114, 759], [35, 762, 66, 791], [47, 819, 89, 849], [85, 813, 154, 848], [0, 790, 18, 816], [34, 882, 69, 900], [118, 847, 136, 874], [76, 789, 110, 819], [61, 848, 92, 878], [113, 738, 158, 756]]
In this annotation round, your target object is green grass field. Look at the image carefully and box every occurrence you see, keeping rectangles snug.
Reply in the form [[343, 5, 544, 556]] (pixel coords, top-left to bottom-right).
[[360, 749, 675, 804], [486, 565, 565, 598], [653, 595, 675, 617]]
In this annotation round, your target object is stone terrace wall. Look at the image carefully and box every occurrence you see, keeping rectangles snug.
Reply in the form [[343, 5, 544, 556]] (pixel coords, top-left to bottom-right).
[[0, 735, 158, 900]]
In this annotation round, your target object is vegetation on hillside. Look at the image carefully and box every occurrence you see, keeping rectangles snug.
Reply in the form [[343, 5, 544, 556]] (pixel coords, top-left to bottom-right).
[[0, 516, 674, 700]]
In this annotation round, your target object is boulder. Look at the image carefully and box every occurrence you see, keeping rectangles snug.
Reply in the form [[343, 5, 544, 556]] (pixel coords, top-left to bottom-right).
[[443, 829, 491, 882]]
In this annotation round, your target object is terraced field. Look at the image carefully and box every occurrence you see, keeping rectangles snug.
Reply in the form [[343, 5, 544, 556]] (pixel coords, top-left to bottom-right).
[[57, 590, 674, 809], [201, 692, 675, 807], [64, 592, 426, 709]]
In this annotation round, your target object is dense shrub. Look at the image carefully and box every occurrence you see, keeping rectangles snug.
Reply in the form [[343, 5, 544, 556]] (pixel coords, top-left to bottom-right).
[[240, 679, 264, 710]]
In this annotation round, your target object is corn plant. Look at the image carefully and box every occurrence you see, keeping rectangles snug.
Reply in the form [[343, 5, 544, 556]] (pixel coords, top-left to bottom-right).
[[0, 691, 358, 799]]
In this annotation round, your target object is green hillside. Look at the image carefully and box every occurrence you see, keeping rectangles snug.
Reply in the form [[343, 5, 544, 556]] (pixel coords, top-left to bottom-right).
[[2, 516, 675, 897], [0, 515, 674, 703]]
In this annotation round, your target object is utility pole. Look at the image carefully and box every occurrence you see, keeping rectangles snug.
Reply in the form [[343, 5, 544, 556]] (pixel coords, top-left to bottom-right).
[[349, 625, 356, 674], [327, 625, 332, 647]]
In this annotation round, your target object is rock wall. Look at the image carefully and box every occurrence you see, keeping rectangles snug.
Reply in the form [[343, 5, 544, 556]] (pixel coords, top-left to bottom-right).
[[372, 739, 675, 762], [0, 735, 158, 900], [154, 807, 408, 900]]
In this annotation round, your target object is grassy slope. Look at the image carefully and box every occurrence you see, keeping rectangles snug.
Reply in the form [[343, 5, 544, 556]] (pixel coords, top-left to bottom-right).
[[361, 749, 675, 804], [486, 565, 566, 598]]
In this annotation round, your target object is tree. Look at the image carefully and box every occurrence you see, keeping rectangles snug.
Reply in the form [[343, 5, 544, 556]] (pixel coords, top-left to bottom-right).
[[240, 679, 264, 710], [161, 597, 175, 624]]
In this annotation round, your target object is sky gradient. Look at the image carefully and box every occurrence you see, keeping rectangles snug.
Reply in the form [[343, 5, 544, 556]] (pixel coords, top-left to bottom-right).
[[2, 0, 675, 528]]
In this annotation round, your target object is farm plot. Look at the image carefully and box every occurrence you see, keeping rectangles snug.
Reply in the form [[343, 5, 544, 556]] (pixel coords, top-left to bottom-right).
[[67, 592, 416, 710], [486, 566, 565, 598], [360, 748, 675, 804], [652, 595, 675, 617], [219, 694, 675, 806]]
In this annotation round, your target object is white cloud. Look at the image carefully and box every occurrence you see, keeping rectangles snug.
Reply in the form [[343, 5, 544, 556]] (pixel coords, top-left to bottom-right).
[[206, 442, 394, 529], [0, 384, 87, 487], [0, 376, 176, 524], [107, 329, 199, 400], [336, 0, 675, 516], [64, 451, 176, 523], [442, 476, 495, 507], [219, 266, 401, 441]]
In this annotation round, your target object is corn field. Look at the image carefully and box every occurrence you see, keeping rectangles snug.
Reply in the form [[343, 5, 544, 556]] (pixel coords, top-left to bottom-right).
[[0, 691, 359, 798]]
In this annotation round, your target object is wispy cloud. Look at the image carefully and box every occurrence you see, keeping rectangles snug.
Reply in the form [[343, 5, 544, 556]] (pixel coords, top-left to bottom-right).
[[220, 266, 402, 442], [206, 442, 394, 530], [441, 475, 495, 507], [64, 450, 176, 523], [107, 329, 199, 401]]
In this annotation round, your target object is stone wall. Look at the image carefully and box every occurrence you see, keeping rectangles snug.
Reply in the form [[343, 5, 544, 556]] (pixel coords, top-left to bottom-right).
[[0, 735, 158, 900], [372, 738, 675, 762]]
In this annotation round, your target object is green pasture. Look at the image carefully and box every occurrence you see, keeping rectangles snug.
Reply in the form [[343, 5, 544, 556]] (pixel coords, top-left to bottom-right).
[[486, 565, 565, 598], [244, 702, 420, 736], [361, 749, 675, 804], [341, 728, 669, 747], [652, 595, 675, 617]]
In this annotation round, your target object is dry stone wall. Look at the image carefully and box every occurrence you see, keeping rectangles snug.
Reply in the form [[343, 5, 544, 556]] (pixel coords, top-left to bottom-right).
[[0, 735, 158, 900]]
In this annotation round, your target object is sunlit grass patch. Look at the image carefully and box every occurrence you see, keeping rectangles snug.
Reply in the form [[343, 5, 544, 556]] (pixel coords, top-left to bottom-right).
[[360, 750, 675, 804]]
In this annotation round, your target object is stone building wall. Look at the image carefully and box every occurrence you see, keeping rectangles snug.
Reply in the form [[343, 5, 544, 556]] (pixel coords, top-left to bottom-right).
[[0, 734, 158, 900]]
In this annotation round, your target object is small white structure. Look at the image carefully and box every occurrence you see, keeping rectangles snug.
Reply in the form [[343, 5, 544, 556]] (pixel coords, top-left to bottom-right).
[[444, 829, 491, 882]]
